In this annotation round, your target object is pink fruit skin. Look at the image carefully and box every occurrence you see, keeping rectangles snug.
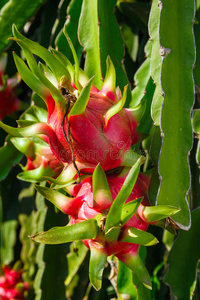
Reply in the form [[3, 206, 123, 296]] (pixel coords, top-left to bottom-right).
[[0, 266, 29, 300], [61, 169, 150, 257], [0, 73, 20, 120], [42, 88, 138, 172]]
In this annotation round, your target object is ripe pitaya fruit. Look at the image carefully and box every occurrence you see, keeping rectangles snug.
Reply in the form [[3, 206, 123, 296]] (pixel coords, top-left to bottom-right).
[[32, 159, 179, 290], [0, 53, 20, 120], [0, 26, 145, 182], [0, 266, 29, 300]]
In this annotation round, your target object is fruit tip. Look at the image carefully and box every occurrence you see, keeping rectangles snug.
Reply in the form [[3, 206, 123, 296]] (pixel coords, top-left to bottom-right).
[[28, 232, 43, 242], [12, 24, 18, 36], [28, 234, 34, 240]]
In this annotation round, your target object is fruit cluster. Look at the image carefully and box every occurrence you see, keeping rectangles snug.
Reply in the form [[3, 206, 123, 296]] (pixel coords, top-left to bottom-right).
[[0, 25, 179, 291]]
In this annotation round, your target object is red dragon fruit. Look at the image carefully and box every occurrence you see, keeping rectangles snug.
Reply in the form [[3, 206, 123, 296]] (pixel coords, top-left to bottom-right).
[[67, 169, 151, 255], [0, 26, 145, 182], [32, 159, 179, 290], [0, 266, 29, 300], [0, 53, 20, 120]]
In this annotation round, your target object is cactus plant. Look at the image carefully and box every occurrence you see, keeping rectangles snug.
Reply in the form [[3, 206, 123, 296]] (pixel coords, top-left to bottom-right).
[[0, 0, 199, 299]]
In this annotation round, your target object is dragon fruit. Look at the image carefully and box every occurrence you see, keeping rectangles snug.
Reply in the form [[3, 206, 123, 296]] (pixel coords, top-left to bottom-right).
[[0, 266, 29, 300], [0, 53, 20, 120], [66, 169, 152, 254], [32, 159, 179, 290], [0, 26, 145, 182]]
